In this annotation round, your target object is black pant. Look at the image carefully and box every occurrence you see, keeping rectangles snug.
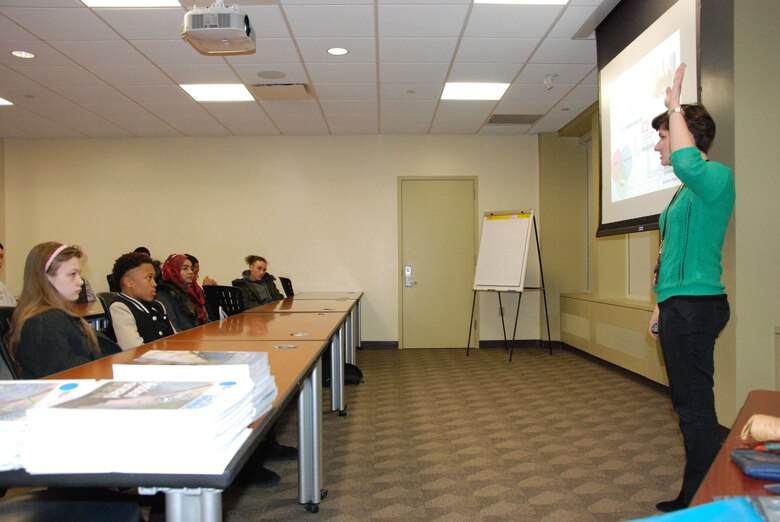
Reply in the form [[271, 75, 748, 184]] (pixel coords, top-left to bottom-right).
[[658, 295, 730, 505]]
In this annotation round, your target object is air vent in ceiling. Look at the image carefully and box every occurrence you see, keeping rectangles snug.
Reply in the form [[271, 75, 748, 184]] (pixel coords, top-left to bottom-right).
[[486, 114, 541, 125], [248, 83, 311, 101]]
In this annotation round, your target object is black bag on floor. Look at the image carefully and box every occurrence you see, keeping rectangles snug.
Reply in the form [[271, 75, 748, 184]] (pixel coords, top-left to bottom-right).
[[322, 350, 364, 387]]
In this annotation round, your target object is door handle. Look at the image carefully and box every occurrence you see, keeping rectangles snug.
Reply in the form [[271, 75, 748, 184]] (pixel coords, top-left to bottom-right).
[[404, 265, 415, 287]]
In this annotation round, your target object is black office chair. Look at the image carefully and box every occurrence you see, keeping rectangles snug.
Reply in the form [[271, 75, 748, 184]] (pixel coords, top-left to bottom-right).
[[204, 285, 245, 317], [106, 273, 120, 293], [96, 292, 120, 342], [279, 277, 294, 298], [0, 306, 19, 379], [0, 490, 142, 522]]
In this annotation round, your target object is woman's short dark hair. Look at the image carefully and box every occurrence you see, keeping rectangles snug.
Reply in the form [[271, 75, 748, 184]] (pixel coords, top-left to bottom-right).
[[245, 255, 267, 266], [133, 246, 151, 256], [652, 103, 716, 153], [112, 252, 154, 288], [185, 254, 199, 266]]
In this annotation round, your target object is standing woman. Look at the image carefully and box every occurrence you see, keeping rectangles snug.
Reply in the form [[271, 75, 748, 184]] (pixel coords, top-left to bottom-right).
[[0, 242, 17, 306], [648, 64, 735, 512], [155, 254, 210, 332], [8, 242, 120, 378]]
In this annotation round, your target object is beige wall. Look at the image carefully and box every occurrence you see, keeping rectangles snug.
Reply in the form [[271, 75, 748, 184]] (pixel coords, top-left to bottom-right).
[[0, 138, 5, 282], [2, 135, 539, 343], [733, 1, 780, 402]]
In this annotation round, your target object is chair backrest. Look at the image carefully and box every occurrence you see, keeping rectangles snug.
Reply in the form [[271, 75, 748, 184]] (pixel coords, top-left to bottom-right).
[[106, 273, 120, 292], [279, 277, 294, 297], [96, 292, 120, 341], [204, 285, 245, 317], [0, 306, 20, 379]]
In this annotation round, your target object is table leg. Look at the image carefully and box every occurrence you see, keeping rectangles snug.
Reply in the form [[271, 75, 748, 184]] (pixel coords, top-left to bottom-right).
[[298, 359, 325, 512], [329, 326, 346, 414], [139, 487, 222, 522]]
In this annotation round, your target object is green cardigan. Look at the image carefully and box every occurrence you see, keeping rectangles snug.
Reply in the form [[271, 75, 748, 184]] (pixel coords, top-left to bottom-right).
[[655, 146, 735, 303]]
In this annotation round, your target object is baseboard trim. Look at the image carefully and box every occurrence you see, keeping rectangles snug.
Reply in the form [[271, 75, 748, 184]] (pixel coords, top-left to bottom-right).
[[359, 341, 398, 350], [478, 339, 563, 350]]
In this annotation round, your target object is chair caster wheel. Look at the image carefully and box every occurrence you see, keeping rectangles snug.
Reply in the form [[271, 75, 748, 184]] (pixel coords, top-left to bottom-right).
[[304, 502, 319, 513]]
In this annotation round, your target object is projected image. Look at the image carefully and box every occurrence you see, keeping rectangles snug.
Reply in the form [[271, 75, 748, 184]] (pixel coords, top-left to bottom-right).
[[598, 0, 698, 235], [610, 32, 681, 203]]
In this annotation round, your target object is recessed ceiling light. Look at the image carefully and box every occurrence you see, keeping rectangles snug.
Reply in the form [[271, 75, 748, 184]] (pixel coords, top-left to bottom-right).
[[81, 0, 180, 6], [441, 82, 510, 101], [474, 0, 568, 4], [0, 97, 12, 106], [11, 50, 35, 59], [180, 84, 254, 102], [327, 47, 349, 56]]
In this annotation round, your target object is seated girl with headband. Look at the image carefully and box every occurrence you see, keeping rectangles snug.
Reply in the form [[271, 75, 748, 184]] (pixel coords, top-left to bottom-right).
[[8, 242, 120, 379]]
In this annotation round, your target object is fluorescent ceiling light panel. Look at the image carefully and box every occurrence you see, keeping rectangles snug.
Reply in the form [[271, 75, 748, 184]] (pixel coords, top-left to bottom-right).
[[181, 84, 254, 102], [81, 1, 180, 7], [441, 82, 509, 101], [473, 0, 568, 5], [0, 97, 12, 106]]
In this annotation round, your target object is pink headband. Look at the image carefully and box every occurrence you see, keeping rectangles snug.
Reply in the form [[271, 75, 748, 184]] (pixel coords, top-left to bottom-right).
[[44, 244, 68, 273]]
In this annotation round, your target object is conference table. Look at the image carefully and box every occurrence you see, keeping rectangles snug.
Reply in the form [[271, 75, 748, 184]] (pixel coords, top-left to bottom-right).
[[289, 292, 364, 364], [244, 296, 362, 414], [692, 390, 780, 505], [0, 334, 329, 521], [0, 308, 362, 521]]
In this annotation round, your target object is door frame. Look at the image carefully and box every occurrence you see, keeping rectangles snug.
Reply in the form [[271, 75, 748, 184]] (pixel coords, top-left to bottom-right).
[[397, 176, 479, 349]]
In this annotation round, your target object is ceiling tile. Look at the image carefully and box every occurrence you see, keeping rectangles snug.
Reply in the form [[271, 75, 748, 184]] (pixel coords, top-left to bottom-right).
[[1, 7, 118, 40], [132, 39, 218, 66], [479, 125, 530, 135], [161, 64, 241, 84], [548, 5, 598, 38], [531, 37, 596, 64], [12, 65, 106, 88], [93, 7, 185, 40], [314, 83, 377, 101], [118, 85, 192, 104], [380, 99, 437, 114], [447, 62, 521, 83], [54, 86, 131, 104], [297, 38, 375, 64], [0, 41, 75, 67], [90, 65, 173, 86], [225, 38, 300, 64], [321, 100, 377, 114], [379, 38, 457, 63], [233, 63, 309, 85], [284, 5, 374, 38], [379, 5, 468, 38], [307, 62, 376, 84], [380, 63, 449, 84], [515, 63, 595, 85], [380, 82, 442, 100], [464, 5, 562, 38], [50, 40, 153, 68], [455, 38, 538, 64]]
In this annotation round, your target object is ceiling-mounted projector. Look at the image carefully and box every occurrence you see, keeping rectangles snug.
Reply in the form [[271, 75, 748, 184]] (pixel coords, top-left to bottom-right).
[[182, 0, 255, 56]]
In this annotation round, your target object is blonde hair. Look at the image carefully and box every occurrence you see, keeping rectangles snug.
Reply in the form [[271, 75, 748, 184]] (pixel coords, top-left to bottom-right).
[[8, 242, 99, 358]]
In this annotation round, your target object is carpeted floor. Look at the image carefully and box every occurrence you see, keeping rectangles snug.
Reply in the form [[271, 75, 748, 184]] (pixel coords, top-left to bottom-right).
[[222, 347, 684, 521]]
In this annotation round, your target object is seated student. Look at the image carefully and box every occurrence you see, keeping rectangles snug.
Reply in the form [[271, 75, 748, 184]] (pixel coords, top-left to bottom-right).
[[109, 252, 175, 350], [0, 242, 17, 306], [134, 246, 162, 285], [232, 255, 284, 308], [8, 242, 120, 379], [155, 254, 210, 332], [186, 253, 217, 286]]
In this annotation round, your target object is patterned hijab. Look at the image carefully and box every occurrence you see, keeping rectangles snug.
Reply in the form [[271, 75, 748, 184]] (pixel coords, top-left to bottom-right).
[[162, 254, 208, 325]]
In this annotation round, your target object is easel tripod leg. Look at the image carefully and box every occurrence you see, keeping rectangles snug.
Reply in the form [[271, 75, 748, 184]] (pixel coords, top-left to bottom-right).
[[465, 291, 477, 356]]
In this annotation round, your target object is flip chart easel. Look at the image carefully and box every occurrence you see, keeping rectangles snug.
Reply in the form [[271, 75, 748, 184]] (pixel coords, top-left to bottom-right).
[[465, 210, 552, 361]]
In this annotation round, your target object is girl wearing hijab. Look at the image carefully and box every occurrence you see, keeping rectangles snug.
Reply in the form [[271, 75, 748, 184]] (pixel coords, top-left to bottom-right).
[[154, 254, 211, 332], [9, 242, 120, 378]]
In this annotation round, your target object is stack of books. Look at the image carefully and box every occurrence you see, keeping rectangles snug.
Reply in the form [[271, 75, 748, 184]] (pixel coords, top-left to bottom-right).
[[0, 380, 99, 471], [22, 380, 255, 475], [112, 350, 278, 422]]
